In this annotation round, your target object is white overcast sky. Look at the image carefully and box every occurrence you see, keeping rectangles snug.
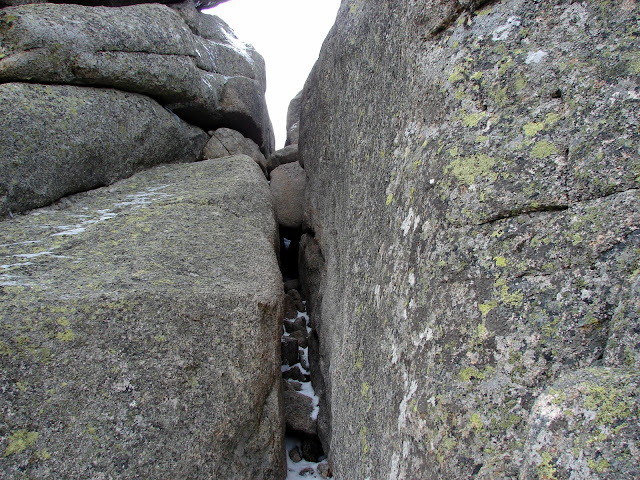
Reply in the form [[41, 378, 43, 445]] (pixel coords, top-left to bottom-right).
[[205, 0, 341, 148]]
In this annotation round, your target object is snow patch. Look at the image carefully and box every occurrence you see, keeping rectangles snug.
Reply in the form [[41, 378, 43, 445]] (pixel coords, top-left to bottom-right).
[[492, 16, 521, 41], [401, 208, 414, 236], [398, 376, 418, 430], [525, 50, 548, 64], [221, 26, 254, 64]]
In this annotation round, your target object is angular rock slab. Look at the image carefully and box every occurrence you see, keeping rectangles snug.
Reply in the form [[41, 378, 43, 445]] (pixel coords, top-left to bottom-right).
[[203, 128, 267, 175], [0, 156, 286, 479], [0, 82, 208, 217], [0, 3, 273, 153]]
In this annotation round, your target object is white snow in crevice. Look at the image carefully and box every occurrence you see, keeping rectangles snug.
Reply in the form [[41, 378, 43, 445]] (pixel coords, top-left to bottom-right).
[[12, 251, 53, 259], [0, 240, 41, 248], [51, 210, 117, 237], [1, 262, 33, 270], [220, 26, 254, 64], [285, 438, 326, 480], [283, 237, 292, 249], [113, 185, 171, 208], [297, 377, 320, 421], [491, 16, 521, 41]]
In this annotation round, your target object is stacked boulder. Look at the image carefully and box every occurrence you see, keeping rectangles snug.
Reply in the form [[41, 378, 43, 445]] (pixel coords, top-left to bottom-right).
[[0, 0, 274, 217], [269, 92, 306, 235], [0, 1, 286, 479]]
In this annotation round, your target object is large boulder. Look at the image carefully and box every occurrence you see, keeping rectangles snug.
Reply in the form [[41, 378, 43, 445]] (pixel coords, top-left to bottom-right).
[[0, 82, 208, 218], [0, 155, 286, 479], [300, 0, 640, 478], [0, 3, 273, 154], [270, 162, 305, 229]]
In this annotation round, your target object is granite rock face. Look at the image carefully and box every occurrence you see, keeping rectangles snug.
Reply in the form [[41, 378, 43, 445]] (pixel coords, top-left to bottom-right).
[[0, 82, 208, 217], [0, 2, 273, 153], [0, 156, 286, 479], [300, 0, 640, 478]]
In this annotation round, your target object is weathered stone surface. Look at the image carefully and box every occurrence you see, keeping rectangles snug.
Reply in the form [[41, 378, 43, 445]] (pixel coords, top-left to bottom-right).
[[0, 156, 286, 479], [285, 90, 303, 147], [270, 162, 306, 229], [203, 128, 267, 174], [300, 0, 640, 478], [520, 367, 640, 480], [0, 82, 208, 217], [0, 0, 228, 8], [0, 3, 273, 153]]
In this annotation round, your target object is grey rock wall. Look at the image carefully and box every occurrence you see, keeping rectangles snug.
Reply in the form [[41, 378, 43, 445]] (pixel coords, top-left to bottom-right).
[[0, 156, 286, 479], [300, 0, 640, 478]]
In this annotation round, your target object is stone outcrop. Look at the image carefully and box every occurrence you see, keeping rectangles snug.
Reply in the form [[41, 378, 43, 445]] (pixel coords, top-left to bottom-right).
[[0, 156, 286, 479], [0, 82, 208, 217], [300, 0, 640, 479], [0, 2, 273, 153]]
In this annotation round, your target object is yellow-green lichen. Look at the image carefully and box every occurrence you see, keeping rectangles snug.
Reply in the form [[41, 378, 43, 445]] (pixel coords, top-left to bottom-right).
[[583, 382, 632, 427], [359, 425, 369, 455], [523, 122, 545, 137], [479, 300, 498, 317], [588, 458, 610, 473], [494, 256, 507, 267], [354, 350, 364, 370], [445, 154, 497, 185], [361, 382, 370, 399], [55, 329, 74, 342], [538, 451, 558, 480], [385, 193, 394, 206], [531, 141, 558, 159], [460, 366, 485, 382], [4, 429, 39, 457], [469, 412, 483, 430], [462, 111, 486, 128]]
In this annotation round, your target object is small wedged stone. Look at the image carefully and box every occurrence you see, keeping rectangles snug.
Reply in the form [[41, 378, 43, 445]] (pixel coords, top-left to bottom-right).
[[283, 390, 317, 437], [289, 330, 308, 349], [284, 317, 307, 335], [270, 163, 305, 229], [285, 90, 302, 147], [203, 128, 267, 174], [268, 144, 299, 172], [281, 336, 300, 366]]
